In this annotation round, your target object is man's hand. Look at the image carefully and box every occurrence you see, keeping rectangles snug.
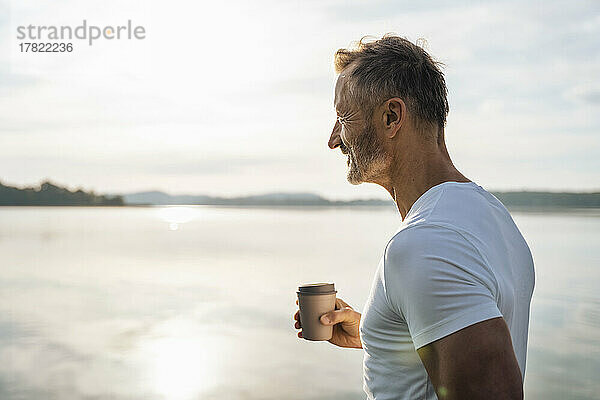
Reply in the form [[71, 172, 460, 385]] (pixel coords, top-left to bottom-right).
[[293, 297, 362, 349], [417, 317, 523, 400]]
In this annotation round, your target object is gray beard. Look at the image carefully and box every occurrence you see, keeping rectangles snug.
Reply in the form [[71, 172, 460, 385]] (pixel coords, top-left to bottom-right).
[[346, 121, 389, 185]]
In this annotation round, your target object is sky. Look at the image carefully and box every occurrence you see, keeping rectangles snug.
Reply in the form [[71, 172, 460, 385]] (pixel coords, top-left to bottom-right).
[[0, 0, 598, 199]]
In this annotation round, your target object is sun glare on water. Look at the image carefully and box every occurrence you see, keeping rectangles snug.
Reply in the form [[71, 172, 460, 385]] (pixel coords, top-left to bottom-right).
[[156, 206, 202, 231], [144, 334, 220, 400]]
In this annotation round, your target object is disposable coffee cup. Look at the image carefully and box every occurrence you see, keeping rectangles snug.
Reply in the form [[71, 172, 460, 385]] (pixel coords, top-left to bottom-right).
[[297, 282, 337, 341]]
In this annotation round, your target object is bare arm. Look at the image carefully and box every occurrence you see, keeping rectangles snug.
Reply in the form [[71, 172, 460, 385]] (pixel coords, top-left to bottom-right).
[[416, 317, 523, 400]]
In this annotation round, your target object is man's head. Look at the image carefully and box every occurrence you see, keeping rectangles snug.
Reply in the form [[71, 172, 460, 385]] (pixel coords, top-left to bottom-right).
[[329, 35, 449, 185]]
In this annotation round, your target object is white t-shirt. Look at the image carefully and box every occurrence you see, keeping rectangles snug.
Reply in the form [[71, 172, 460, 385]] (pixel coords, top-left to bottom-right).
[[360, 181, 535, 400]]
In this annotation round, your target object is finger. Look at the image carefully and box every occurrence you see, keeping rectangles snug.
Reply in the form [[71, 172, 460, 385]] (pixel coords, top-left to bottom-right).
[[295, 321, 301, 329], [320, 308, 353, 325], [295, 299, 298, 305], [336, 298, 350, 309], [294, 310, 299, 321], [297, 331, 303, 338]]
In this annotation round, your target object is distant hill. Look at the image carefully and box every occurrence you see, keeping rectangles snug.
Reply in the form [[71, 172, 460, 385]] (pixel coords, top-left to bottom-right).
[[122, 191, 389, 206], [0, 180, 124, 206], [2, 179, 599, 209], [123, 191, 214, 205], [122, 189, 600, 208], [492, 191, 600, 208]]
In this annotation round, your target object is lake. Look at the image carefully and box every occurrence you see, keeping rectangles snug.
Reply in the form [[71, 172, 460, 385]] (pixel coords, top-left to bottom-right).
[[0, 206, 598, 399]]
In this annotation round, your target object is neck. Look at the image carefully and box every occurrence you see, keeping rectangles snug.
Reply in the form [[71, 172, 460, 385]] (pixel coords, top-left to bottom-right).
[[380, 139, 470, 220]]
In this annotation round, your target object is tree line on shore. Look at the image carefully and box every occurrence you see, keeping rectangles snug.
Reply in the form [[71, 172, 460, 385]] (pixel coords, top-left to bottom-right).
[[0, 181, 123, 206], [1, 180, 599, 208]]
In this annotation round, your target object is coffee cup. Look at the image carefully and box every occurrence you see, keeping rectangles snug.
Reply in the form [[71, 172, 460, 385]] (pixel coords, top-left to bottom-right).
[[297, 282, 337, 341]]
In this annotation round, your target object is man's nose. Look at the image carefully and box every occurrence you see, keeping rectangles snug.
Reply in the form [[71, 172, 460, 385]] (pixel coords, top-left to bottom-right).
[[328, 120, 342, 149]]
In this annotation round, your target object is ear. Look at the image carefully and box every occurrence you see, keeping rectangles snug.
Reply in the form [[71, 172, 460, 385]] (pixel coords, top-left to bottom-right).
[[381, 98, 406, 139]]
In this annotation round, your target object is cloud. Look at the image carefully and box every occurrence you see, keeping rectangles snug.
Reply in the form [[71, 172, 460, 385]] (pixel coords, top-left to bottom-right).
[[565, 85, 600, 105]]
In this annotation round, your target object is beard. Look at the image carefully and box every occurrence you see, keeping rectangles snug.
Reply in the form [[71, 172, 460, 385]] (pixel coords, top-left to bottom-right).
[[343, 120, 390, 185]]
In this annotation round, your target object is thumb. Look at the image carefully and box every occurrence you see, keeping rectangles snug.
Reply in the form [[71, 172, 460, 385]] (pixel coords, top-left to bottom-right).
[[320, 308, 352, 325]]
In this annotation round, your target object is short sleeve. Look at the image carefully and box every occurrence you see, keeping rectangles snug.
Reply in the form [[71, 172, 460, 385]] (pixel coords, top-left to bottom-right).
[[383, 224, 502, 350]]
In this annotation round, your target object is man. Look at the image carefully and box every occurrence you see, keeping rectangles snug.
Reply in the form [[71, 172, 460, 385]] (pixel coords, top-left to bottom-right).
[[293, 35, 535, 400]]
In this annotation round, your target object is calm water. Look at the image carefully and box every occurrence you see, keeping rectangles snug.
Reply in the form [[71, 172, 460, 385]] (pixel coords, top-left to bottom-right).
[[0, 206, 598, 400]]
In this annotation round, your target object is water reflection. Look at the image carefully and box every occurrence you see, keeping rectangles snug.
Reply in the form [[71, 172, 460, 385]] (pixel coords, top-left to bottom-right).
[[142, 318, 222, 400], [156, 206, 201, 231], [0, 207, 598, 399]]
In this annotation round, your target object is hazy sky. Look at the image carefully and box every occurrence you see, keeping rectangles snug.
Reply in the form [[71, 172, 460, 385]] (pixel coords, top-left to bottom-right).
[[1, 0, 598, 199]]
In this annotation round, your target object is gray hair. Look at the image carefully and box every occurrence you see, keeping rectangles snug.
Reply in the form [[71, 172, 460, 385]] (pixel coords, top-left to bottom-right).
[[334, 35, 449, 136]]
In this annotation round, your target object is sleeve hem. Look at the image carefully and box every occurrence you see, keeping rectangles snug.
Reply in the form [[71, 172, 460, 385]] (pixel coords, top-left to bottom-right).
[[412, 303, 503, 350]]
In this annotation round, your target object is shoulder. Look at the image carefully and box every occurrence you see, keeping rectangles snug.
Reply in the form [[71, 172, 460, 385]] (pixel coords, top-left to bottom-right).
[[422, 183, 493, 227], [382, 224, 503, 347], [383, 223, 495, 291], [384, 223, 473, 266]]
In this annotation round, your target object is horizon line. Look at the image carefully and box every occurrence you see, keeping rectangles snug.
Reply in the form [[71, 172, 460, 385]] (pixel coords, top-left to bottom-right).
[[2, 178, 599, 199]]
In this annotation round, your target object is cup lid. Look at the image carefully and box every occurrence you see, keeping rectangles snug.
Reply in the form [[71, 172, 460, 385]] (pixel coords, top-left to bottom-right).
[[298, 282, 336, 294]]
